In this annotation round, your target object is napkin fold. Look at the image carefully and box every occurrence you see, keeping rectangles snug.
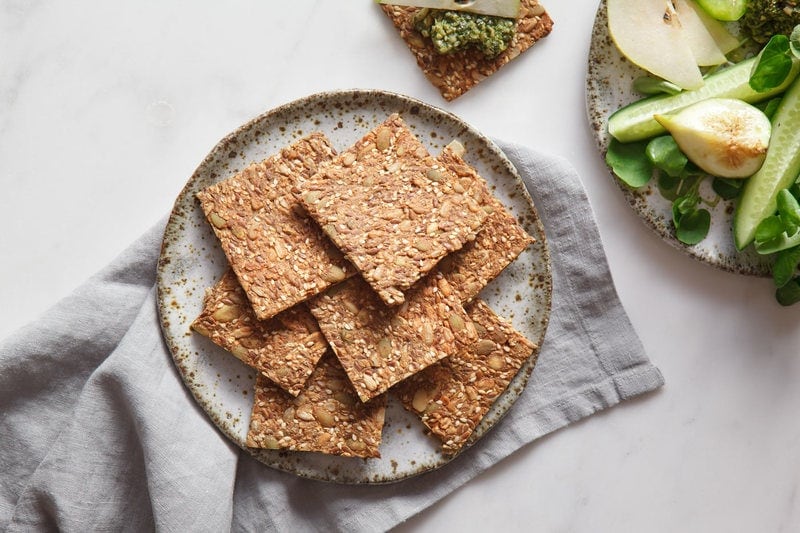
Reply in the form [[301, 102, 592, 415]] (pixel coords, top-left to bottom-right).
[[0, 142, 664, 532]]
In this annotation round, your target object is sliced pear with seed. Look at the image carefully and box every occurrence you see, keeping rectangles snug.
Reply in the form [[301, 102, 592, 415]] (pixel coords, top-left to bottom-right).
[[672, 0, 727, 66], [682, 0, 740, 54], [654, 98, 772, 178], [607, 0, 704, 90]]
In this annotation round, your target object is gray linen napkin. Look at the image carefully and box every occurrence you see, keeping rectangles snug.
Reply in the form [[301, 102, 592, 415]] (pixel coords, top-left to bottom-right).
[[0, 142, 664, 532]]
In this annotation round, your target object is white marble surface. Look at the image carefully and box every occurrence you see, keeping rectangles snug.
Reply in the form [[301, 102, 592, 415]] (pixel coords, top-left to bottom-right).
[[2, 1, 799, 531]]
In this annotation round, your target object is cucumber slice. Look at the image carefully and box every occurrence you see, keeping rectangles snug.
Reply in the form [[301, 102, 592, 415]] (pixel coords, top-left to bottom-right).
[[694, 0, 747, 21], [734, 76, 800, 250], [608, 58, 800, 143]]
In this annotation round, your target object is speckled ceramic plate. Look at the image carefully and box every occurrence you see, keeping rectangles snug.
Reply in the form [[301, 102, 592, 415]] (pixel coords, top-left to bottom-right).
[[585, 0, 772, 276], [156, 89, 551, 484]]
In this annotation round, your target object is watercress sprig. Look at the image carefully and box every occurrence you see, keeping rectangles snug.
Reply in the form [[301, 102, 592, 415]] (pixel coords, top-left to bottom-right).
[[754, 188, 800, 253], [672, 190, 711, 245], [752, 185, 800, 305], [777, 278, 800, 306], [605, 138, 652, 188], [645, 135, 687, 178], [774, 243, 800, 306], [643, 136, 711, 244], [749, 24, 800, 92], [606, 134, 716, 246]]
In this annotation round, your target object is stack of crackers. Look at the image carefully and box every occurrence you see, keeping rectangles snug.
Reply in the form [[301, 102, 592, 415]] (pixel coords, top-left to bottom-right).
[[381, 0, 554, 101], [191, 113, 540, 459]]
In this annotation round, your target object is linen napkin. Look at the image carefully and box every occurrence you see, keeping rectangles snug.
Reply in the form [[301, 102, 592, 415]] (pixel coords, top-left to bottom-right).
[[0, 141, 664, 532]]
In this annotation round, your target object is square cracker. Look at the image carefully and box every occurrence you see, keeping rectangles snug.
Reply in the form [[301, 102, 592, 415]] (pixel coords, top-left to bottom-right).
[[246, 352, 387, 458], [308, 271, 477, 403], [196, 132, 354, 321], [191, 269, 327, 397], [435, 145, 535, 303], [394, 299, 536, 454], [299, 114, 487, 306], [381, 0, 554, 101]]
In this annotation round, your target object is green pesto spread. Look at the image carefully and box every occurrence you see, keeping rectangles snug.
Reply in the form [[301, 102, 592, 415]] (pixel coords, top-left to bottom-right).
[[413, 8, 515, 58], [741, 0, 800, 43]]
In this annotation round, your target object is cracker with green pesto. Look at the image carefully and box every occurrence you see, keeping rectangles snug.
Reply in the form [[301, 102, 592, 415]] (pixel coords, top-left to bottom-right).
[[381, 0, 554, 101]]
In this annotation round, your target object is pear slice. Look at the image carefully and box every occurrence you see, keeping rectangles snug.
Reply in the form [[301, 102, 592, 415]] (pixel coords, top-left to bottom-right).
[[654, 98, 772, 178], [377, 0, 520, 18], [672, 0, 727, 66], [607, 0, 704, 90], [685, 0, 740, 54]]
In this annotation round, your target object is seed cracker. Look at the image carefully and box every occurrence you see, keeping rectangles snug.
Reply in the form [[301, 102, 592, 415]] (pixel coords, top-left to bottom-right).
[[196, 132, 354, 321], [381, 0, 554, 101], [435, 145, 535, 303], [191, 269, 328, 396], [246, 352, 387, 458], [299, 114, 487, 306], [395, 299, 536, 454], [308, 272, 477, 403]]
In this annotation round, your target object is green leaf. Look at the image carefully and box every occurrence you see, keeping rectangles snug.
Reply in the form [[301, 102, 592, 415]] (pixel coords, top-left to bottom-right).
[[658, 172, 681, 201], [676, 208, 711, 245], [633, 76, 682, 96], [683, 161, 703, 175], [606, 138, 653, 188], [773, 245, 800, 287], [673, 191, 699, 219], [677, 174, 703, 195], [672, 202, 683, 226], [755, 230, 800, 254], [712, 177, 744, 200], [755, 215, 786, 243], [776, 278, 800, 306], [777, 189, 800, 233], [756, 96, 783, 120], [750, 34, 793, 92], [646, 136, 688, 178]]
